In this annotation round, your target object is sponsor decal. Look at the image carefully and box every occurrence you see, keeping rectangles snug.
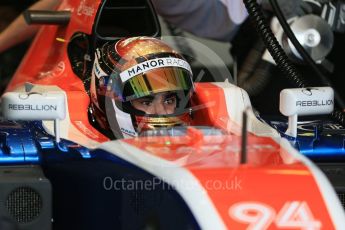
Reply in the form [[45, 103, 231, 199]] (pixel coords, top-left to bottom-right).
[[37, 61, 65, 78], [296, 100, 333, 107], [51, 61, 65, 77], [73, 121, 99, 139], [8, 104, 57, 111], [120, 57, 192, 82], [77, 0, 95, 16], [120, 127, 136, 136]]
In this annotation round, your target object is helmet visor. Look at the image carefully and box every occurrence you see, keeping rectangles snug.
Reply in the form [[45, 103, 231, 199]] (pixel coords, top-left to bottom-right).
[[123, 67, 193, 101], [108, 58, 193, 102]]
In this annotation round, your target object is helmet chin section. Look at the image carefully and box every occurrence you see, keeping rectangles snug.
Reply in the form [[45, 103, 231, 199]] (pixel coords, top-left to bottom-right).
[[108, 98, 192, 138]]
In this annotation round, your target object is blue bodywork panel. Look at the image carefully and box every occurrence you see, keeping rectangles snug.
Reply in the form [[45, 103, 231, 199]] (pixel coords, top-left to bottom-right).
[[0, 120, 92, 164], [266, 118, 345, 161], [0, 120, 200, 229]]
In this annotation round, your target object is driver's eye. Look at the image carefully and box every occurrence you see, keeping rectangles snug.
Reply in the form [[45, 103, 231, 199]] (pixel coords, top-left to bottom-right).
[[164, 96, 176, 105], [140, 100, 153, 106]]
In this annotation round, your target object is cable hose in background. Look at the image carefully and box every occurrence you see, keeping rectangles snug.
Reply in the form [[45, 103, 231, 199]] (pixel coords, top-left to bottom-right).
[[243, 0, 306, 87], [331, 110, 345, 125], [238, 40, 273, 96], [241, 59, 274, 96], [243, 0, 345, 126]]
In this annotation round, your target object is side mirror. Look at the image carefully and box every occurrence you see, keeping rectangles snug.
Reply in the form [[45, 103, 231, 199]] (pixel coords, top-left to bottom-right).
[[279, 87, 334, 137], [1, 92, 66, 142]]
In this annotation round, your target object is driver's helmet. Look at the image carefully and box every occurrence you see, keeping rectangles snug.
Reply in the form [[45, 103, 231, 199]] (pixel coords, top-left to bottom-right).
[[90, 36, 194, 138]]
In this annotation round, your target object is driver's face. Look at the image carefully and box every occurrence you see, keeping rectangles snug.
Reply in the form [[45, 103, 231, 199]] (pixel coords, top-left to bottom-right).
[[131, 92, 177, 115]]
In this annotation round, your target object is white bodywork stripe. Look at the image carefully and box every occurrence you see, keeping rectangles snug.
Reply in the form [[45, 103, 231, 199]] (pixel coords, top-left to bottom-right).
[[211, 82, 280, 138], [99, 140, 227, 230]]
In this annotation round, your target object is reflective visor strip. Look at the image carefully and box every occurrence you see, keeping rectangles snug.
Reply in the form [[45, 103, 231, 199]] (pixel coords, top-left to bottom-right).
[[119, 57, 192, 83], [127, 67, 192, 100]]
